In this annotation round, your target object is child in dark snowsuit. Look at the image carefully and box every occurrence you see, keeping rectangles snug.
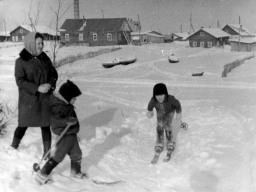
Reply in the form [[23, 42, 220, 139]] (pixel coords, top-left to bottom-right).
[[35, 80, 87, 184], [147, 83, 186, 162]]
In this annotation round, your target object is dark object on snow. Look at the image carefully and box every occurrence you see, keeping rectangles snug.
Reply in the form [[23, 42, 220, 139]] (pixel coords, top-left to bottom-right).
[[102, 57, 136, 68], [192, 72, 204, 76], [168, 54, 179, 63], [119, 57, 137, 65], [102, 61, 120, 68]]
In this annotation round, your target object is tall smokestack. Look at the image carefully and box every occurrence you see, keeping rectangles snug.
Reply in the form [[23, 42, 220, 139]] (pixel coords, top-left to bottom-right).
[[74, 0, 80, 19]]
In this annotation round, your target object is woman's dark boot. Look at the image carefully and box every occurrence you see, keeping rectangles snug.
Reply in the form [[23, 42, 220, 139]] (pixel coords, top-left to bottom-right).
[[42, 141, 51, 160], [11, 137, 21, 149]]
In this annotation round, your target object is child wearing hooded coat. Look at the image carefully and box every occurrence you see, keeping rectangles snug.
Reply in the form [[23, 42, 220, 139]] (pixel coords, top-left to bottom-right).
[[146, 83, 186, 163], [35, 80, 87, 184]]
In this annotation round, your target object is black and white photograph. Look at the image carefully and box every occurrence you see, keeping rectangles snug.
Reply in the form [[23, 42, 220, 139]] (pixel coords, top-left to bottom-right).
[[0, 0, 256, 191]]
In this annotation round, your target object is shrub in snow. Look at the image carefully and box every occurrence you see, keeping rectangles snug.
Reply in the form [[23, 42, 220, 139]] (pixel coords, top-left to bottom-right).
[[0, 88, 16, 135]]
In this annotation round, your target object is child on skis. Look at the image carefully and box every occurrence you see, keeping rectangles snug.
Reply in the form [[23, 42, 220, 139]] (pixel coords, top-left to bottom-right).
[[146, 83, 187, 163], [35, 80, 87, 184]]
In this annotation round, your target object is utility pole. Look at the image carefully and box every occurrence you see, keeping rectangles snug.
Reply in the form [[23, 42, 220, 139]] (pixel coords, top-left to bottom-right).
[[3, 19, 7, 41], [238, 16, 241, 52], [189, 14, 194, 34], [138, 14, 141, 45], [101, 10, 104, 18]]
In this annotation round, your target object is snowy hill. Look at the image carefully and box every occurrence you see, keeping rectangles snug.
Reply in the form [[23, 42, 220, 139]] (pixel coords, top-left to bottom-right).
[[0, 42, 256, 192]]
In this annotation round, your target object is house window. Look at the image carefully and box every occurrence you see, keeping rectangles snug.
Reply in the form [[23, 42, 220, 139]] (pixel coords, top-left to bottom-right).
[[12, 36, 15, 41], [208, 42, 212, 48], [79, 33, 83, 41], [200, 42, 204, 47], [22, 36, 24, 41], [65, 34, 70, 41], [93, 33, 97, 41], [107, 33, 112, 41], [200, 32, 204, 36], [20, 28, 23, 33], [193, 42, 197, 47], [15, 36, 18, 41]]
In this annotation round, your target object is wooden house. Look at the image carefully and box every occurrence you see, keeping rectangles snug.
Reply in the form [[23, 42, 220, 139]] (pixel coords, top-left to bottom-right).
[[59, 18, 133, 46], [187, 28, 230, 48], [130, 31, 165, 45], [10, 25, 59, 42], [0, 32, 10, 42], [229, 37, 256, 52], [222, 24, 254, 38]]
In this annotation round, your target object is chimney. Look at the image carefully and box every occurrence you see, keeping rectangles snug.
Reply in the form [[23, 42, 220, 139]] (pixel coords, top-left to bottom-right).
[[74, 0, 80, 19]]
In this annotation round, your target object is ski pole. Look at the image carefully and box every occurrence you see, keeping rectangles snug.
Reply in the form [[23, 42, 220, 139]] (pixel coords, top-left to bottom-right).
[[33, 122, 73, 172]]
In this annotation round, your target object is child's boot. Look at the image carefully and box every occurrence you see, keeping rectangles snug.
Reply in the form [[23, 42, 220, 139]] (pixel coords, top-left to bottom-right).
[[70, 159, 88, 179], [35, 171, 50, 185], [34, 158, 58, 185]]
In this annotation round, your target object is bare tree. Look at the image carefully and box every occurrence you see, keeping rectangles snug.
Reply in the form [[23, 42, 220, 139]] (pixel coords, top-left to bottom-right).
[[27, 0, 45, 31], [49, 0, 73, 67]]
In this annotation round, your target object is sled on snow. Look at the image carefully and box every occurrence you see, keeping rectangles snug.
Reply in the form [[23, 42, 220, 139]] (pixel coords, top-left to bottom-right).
[[168, 54, 179, 63], [192, 72, 204, 76], [119, 57, 137, 65], [102, 56, 136, 68]]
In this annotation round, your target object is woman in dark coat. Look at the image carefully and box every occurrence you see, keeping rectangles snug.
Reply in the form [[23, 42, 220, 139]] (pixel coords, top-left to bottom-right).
[[11, 32, 58, 159]]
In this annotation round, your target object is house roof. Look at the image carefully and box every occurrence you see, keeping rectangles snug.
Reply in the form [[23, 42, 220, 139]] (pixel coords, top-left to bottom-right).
[[222, 24, 254, 37], [0, 31, 10, 36], [60, 18, 132, 32], [59, 19, 85, 32], [187, 28, 230, 39], [172, 32, 190, 40], [131, 31, 164, 37], [127, 19, 141, 31], [229, 37, 256, 44], [10, 25, 59, 36]]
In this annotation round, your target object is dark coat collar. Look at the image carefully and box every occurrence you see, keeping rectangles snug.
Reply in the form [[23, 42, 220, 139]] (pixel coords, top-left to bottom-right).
[[19, 48, 49, 62]]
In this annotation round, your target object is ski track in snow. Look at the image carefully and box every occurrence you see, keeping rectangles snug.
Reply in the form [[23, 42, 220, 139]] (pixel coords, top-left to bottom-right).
[[1, 44, 256, 192]]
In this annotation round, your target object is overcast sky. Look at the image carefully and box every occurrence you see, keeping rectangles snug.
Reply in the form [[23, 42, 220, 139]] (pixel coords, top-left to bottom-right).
[[0, 0, 255, 34]]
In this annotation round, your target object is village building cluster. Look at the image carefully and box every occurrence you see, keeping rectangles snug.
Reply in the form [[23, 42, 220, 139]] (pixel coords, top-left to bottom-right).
[[1, 0, 255, 52]]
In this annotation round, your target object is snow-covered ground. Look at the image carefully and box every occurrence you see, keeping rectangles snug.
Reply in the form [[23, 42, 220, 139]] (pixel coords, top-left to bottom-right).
[[0, 42, 256, 192]]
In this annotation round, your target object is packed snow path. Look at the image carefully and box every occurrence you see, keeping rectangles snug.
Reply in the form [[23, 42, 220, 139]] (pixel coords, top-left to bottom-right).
[[1, 44, 256, 192]]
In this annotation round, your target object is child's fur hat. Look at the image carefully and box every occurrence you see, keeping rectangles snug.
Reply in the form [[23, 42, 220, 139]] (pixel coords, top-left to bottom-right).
[[153, 83, 168, 100], [59, 80, 82, 103]]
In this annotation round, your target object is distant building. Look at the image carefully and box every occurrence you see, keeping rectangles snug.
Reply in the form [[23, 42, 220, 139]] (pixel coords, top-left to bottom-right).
[[131, 31, 165, 45], [229, 37, 256, 52], [10, 25, 60, 42], [171, 32, 190, 41], [222, 24, 254, 38], [127, 18, 141, 32], [0, 32, 10, 42], [59, 18, 133, 46], [187, 28, 230, 48]]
